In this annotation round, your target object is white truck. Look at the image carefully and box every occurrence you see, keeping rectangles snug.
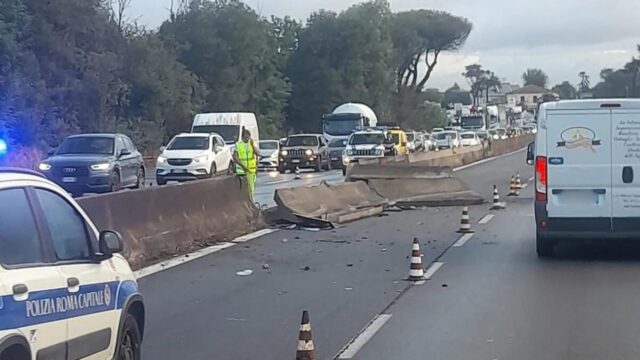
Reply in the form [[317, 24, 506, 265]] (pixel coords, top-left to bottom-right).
[[322, 103, 378, 144], [527, 99, 640, 257]]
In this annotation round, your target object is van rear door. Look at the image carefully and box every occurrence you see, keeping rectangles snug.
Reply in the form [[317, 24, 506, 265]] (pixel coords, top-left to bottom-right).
[[611, 110, 640, 230], [546, 110, 612, 220]]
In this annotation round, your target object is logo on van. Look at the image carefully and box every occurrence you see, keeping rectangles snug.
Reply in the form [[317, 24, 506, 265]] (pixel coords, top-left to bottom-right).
[[557, 127, 601, 153]]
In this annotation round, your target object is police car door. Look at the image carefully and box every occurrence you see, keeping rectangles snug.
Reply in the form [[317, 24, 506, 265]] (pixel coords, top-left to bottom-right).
[[31, 187, 119, 359], [0, 186, 69, 359]]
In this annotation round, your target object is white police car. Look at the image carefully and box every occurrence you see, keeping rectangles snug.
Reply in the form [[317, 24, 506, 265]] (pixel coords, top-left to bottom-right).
[[0, 168, 144, 359]]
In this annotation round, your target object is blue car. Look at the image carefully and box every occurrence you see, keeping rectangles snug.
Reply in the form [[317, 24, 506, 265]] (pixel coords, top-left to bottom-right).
[[39, 133, 146, 196]]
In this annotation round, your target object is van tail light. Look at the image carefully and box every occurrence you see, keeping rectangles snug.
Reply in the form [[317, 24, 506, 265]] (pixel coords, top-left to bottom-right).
[[535, 156, 547, 201]]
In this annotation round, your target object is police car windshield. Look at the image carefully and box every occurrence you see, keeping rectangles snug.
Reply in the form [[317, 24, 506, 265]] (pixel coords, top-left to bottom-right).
[[349, 133, 384, 145], [57, 137, 114, 155], [286, 136, 318, 147], [168, 136, 209, 150]]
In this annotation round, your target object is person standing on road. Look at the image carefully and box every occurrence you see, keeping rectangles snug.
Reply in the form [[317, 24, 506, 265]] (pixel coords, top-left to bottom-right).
[[383, 131, 396, 157], [233, 129, 259, 200]]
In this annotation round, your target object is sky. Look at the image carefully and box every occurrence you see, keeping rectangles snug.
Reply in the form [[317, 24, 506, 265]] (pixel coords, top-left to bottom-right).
[[130, 0, 640, 90]]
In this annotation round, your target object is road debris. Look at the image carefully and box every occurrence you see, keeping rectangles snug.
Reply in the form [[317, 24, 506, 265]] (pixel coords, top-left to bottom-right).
[[300, 266, 311, 271], [281, 238, 289, 243], [236, 269, 253, 276], [262, 264, 270, 270]]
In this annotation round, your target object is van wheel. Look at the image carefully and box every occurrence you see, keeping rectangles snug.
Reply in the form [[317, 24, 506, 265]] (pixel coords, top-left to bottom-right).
[[134, 168, 145, 189], [536, 233, 554, 258], [0, 344, 30, 360], [116, 314, 142, 360]]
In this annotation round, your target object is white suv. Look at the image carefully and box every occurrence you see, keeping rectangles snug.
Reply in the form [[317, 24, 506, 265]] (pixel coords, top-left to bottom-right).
[[155, 133, 232, 185], [0, 168, 144, 360]]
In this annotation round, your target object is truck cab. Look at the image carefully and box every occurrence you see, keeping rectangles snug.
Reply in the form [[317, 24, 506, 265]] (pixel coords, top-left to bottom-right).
[[530, 99, 640, 257]]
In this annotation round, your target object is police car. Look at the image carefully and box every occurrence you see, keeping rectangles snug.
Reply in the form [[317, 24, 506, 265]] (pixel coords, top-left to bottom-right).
[[0, 168, 144, 360]]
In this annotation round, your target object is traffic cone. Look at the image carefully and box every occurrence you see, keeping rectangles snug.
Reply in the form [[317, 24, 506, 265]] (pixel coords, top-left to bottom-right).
[[294, 166, 301, 180], [407, 238, 425, 281], [515, 173, 523, 189], [490, 185, 505, 210], [457, 207, 475, 233], [296, 310, 316, 360], [507, 176, 520, 197]]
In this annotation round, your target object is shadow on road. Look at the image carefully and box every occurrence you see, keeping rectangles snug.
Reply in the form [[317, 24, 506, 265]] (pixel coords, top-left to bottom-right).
[[552, 239, 640, 262]]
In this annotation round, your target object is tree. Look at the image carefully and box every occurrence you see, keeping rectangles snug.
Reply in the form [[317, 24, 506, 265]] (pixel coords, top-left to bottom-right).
[[392, 10, 472, 92], [522, 68, 548, 88], [159, 0, 290, 137], [443, 83, 471, 106], [551, 81, 578, 99], [624, 55, 640, 97], [480, 72, 501, 104], [287, 1, 395, 132], [424, 88, 444, 104], [592, 69, 631, 98], [462, 64, 484, 105], [578, 71, 591, 94]]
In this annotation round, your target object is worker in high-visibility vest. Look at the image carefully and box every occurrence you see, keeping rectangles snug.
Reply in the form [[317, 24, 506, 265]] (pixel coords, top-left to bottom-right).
[[232, 129, 259, 199]]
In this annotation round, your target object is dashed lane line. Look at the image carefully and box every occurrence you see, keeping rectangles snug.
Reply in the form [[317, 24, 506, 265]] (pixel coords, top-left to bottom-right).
[[453, 233, 474, 248], [528, 176, 534, 183], [337, 314, 393, 359], [423, 262, 444, 280], [478, 214, 495, 224]]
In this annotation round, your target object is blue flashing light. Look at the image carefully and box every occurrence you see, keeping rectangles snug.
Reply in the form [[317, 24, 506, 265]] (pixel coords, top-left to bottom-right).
[[0, 139, 7, 157]]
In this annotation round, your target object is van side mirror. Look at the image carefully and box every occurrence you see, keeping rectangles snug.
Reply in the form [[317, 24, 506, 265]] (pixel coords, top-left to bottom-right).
[[526, 142, 535, 165], [159, 146, 166, 152]]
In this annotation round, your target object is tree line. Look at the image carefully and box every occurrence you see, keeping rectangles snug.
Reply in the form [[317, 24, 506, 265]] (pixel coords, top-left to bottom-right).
[[0, 0, 472, 164]]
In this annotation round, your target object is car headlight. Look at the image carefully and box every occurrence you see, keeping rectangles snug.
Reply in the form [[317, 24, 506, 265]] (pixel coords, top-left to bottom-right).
[[194, 155, 208, 163], [157, 155, 167, 164], [376, 149, 383, 156], [38, 163, 52, 171], [281, 150, 288, 156], [305, 149, 313, 156], [346, 149, 354, 156], [90, 163, 111, 171]]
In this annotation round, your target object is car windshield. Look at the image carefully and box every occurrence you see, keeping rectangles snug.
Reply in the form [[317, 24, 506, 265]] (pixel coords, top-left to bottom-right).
[[349, 133, 384, 145], [323, 118, 361, 136], [406, 133, 415, 141], [286, 136, 318, 147], [192, 125, 238, 144], [168, 136, 209, 150], [436, 132, 456, 140], [461, 133, 475, 139], [329, 139, 348, 147], [260, 141, 279, 150], [57, 137, 114, 155]]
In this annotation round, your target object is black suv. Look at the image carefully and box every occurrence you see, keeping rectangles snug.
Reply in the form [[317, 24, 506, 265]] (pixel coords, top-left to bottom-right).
[[278, 134, 330, 173], [39, 133, 146, 196]]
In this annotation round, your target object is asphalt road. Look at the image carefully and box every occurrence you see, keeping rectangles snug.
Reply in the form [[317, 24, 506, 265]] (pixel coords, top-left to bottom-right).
[[139, 150, 532, 359]]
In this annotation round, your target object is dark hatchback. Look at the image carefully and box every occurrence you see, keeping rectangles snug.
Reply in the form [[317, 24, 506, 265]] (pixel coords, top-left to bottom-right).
[[39, 134, 145, 196]]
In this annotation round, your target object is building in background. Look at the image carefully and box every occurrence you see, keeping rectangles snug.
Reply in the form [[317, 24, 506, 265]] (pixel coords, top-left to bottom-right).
[[507, 85, 555, 112]]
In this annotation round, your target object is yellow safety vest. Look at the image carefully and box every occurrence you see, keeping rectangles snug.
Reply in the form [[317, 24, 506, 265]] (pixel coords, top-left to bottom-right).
[[236, 141, 257, 175]]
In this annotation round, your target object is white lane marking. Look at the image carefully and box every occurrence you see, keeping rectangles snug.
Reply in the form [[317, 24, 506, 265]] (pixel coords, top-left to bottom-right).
[[521, 183, 529, 189], [453, 233, 474, 248], [264, 179, 292, 185], [453, 147, 526, 172], [478, 214, 495, 224], [233, 228, 278, 243], [413, 280, 426, 286], [528, 176, 534, 183], [134, 229, 278, 279], [423, 262, 444, 279], [337, 314, 393, 359]]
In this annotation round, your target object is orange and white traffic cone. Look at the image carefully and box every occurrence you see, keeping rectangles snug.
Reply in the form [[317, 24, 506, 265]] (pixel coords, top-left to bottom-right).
[[515, 173, 523, 189], [457, 206, 475, 233], [490, 184, 505, 210], [508, 176, 520, 197], [407, 238, 425, 281], [296, 310, 316, 360]]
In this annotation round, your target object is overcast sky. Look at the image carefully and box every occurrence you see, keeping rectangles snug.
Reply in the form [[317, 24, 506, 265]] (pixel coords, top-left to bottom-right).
[[130, 0, 640, 90]]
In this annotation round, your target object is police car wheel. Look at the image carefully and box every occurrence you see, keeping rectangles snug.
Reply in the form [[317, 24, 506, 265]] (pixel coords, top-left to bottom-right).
[[117, 314, 142, 360]]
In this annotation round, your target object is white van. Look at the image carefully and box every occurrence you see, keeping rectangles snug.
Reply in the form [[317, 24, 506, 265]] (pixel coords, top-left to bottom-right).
[[527, 99, 640, 257], [191, 112, 260, 148]]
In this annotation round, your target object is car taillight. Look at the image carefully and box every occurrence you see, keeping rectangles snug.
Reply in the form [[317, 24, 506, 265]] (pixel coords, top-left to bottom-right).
[[535, 156, 547, 201]]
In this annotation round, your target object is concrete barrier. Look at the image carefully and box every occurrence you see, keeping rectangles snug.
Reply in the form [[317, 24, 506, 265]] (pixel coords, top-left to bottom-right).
[[78, 176, 259, 269], [274, 181, 387, 224]]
